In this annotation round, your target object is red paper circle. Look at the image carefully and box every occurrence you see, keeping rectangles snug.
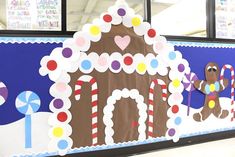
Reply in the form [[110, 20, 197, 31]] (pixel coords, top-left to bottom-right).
[[103, 14, 112, 23], [148, 29, 156, 38], [172, 105, 179, 114], [124, 56, 133, 65], [57, 112, 68, 122], [47, 60, 57, 71]]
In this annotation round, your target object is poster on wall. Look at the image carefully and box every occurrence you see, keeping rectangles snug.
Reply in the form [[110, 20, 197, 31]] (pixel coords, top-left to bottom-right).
[[6, 0, 61, 30], [216, 0, 235, 39]]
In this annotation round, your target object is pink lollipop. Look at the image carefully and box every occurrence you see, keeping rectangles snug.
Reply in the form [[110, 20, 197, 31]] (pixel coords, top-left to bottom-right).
[[183, 72, 198, 116]]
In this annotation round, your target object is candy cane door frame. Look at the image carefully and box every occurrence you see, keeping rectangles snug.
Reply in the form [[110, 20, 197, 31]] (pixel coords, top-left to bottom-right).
[[103, 88, 148, 145], [74, 75, 98, 146], [148, 79, 167, 138]]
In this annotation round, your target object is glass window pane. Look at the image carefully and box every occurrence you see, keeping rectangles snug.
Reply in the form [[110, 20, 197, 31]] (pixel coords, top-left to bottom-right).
[[151, 0, 207, 37], [67, 0, 145, 31], [0, 0, 61, 31], [216, 0, 235, 39]]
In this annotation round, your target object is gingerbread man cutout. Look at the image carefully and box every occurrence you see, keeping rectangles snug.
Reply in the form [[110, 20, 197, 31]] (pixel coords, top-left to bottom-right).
[[193, 62, 229, 122]]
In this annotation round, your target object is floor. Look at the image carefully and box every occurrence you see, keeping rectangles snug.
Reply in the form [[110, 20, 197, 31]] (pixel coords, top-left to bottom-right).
[[133, 137, 235, 157]]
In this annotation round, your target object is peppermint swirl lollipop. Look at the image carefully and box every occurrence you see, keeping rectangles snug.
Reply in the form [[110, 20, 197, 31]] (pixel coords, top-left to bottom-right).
[[0, 82, 8, 106], [183, 72, 198, 116], [15, 91, 41, 148]]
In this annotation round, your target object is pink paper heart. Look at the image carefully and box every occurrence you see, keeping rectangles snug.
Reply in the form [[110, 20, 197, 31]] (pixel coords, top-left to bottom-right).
[[114, 35, 131, 51]]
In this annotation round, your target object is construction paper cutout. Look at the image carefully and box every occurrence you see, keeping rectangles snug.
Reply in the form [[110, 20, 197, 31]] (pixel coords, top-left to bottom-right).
[[74, 75, 98, 146], [73, 31, 91, 51], [148, 79, 167, 138], [37, 0, 193, 154], [109, 52, 123, 73], [39, 55, 63, 81], [134, 21, 150, 36], [182, 72, 198, 116], [95, 53, 109, 72], [48, 137, 73, 156], [114, 35, 131, 51], [220, 64, 235, 121], [144, 28, 157, 45], [78, 53, 94, 74], [122, 53, 135, 74], [169, 79, 184, 93], [49, 98, 71, 112], [103, 89, 147, 144], [15, 91, 41, 148], [50, 82, 72, 98], [193, 62, 229, 122], [146, 53, 158, 75], [0, 82, 8, 106]]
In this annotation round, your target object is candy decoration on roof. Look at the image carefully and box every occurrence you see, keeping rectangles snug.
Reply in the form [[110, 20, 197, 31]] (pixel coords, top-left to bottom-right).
[[15, 91, 41, 148], [182, 72, 198, 116], [220, 64, 235, 121]]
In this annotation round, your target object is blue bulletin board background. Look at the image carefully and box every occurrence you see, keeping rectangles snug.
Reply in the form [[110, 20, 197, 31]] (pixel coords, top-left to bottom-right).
[[0, 39, 62, 125], [174, 42, 235, 110], [0, 38, 235, 125]]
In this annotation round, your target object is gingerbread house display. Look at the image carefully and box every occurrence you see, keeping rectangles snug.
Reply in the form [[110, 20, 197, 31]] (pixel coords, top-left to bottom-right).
[[39, 0, 190, 155]]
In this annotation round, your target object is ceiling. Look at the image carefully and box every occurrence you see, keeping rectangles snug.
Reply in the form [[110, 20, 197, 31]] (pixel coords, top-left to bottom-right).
[[0, 0, 206, 37]]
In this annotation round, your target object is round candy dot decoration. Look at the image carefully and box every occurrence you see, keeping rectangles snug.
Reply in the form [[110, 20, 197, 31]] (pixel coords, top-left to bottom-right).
[[117, 8, 126, 16], [47, 60, 57, 71], [90, 26, 101, 36], [132, 17, 141, 26], [53, 99, 64, 109], [168, 51, 176, 60], [148, 29, 156, 38], [0, 82, 8, 106], [168, 128, 176, 137], [53, 127, 64, 138], [62, 48, 73, 58], [57, 139, 69, 150], [57, 112, 68, 122], [103, 14, 112, 23]]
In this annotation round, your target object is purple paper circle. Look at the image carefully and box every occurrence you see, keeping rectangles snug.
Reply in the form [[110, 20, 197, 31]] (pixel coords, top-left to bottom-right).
[[178, 64, 185, 72], [168, 128, 176, 136], [117, 8, 126, 16], [53, 99, 64, 109], [62, 48, 73, 58], [111, 60, 121, 70]]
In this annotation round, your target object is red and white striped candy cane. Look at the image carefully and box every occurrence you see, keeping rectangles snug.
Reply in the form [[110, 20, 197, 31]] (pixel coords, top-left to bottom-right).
[[220, 64, 235, 121], [148, 79, 167, 138], [74, 75, 98, 145]]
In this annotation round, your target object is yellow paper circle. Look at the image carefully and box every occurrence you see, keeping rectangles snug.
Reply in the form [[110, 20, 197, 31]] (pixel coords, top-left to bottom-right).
[[173, 79, 181, 88], [208, 100, 215, 109], [132, 17, 141, 27], [137, 63, 146, 73], [210, 84, 215, 92], [90, 26, 101, 36], [53, 127, 64, 138]]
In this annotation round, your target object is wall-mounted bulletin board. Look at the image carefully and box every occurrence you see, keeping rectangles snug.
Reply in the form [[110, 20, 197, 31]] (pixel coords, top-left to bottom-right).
[[0, 1, 235, 157]]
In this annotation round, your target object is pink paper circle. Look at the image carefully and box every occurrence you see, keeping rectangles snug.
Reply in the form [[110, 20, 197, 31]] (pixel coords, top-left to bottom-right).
[[76, 37, 86, 47], [56, 83, 67, 92], [98, 56, 108, 66]]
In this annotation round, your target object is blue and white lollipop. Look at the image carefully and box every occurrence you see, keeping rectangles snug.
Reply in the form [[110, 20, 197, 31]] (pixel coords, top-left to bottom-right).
[[15, 91, 41, 148]]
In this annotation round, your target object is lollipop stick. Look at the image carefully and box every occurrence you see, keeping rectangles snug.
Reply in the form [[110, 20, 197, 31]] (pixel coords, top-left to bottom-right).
[[25, 115, 32, 148], [187, 91, 191, 116]]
